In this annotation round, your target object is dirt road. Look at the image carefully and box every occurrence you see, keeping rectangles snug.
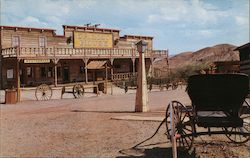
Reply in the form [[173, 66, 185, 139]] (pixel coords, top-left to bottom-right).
[[0, 88, 249, 157]]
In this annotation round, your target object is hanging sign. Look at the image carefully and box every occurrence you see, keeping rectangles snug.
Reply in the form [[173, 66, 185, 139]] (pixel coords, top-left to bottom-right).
[[24, 59, 50, 64]]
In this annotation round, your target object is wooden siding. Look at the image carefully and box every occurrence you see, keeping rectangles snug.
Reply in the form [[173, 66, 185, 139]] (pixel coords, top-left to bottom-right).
[[1, 29, 71, 49]]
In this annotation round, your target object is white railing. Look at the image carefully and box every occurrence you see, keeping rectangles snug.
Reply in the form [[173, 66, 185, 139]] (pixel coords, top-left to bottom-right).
[[1, 47, 168, 59]]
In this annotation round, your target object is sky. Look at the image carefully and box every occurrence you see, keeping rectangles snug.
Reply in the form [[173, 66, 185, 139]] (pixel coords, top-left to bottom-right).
[[0, 0, 249, 55]]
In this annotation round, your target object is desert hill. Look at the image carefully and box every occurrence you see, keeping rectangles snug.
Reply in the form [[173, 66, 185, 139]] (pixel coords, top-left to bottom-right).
[[154, 44, 239, 70]]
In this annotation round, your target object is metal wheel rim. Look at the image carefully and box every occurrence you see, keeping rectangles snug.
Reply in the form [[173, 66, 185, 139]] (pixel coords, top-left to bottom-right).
[[35, 84, 52, 101], [223, 103, 250, 143]]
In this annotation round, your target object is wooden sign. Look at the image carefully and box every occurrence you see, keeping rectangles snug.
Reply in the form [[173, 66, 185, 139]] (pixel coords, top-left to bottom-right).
[[24, 59, 50, 64], [74, 31, 113, 48]]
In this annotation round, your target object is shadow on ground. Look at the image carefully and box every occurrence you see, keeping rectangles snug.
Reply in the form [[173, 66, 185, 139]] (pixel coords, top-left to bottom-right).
[[117, 147, 197, 158]]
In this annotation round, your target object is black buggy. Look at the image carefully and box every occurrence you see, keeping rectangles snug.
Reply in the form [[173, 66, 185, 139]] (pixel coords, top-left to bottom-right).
[[165, 73, 250, 151]]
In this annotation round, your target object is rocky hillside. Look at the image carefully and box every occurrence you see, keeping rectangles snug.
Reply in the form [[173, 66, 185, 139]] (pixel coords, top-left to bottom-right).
[[154, 44, 239, 70]]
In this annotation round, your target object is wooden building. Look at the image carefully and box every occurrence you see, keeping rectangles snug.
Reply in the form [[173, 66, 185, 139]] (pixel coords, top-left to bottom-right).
[[0, 25, 168, 89], [234, 42, 250, 76]]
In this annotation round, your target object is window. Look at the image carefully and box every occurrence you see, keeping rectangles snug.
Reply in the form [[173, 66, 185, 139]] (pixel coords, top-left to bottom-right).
[[80, 66, 84, 74], [48, 67, 53, 77], [12, 36, 20, 47], [27, 67, 32, 78], [40, 67, 46, 77], [39, 36, 46, 47], [7, 69, 14, 79], [114, 64, 121, 69]]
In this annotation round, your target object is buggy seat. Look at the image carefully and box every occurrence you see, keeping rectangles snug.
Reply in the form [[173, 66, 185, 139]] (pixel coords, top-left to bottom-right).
[[187, 74, 249, 127]]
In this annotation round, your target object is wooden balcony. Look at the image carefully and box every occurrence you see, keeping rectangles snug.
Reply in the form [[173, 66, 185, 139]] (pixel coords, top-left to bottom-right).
[[1, 47, 168, 59]]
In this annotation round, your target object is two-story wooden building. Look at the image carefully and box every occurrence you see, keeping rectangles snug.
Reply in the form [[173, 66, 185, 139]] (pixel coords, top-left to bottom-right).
[[0, 25, 168, 89]]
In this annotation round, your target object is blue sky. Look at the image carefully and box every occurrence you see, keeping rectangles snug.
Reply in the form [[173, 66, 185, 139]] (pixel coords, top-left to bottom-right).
[[1, 0, 249, 55]]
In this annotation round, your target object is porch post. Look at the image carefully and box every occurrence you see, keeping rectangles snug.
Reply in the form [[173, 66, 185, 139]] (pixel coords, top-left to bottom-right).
[[53, 59, 59, 87], [16, 59, 21, 102], [132, 58, 136, 74], [0, 49, 2, 89], [110, 58, 114, 95], [150, 57, 155, 77], [110, 58, 114, 80], [83, 58, 89, 83]]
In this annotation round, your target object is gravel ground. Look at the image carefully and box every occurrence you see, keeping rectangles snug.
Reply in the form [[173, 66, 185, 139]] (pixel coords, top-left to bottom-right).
[[0, 86, 249, 158]]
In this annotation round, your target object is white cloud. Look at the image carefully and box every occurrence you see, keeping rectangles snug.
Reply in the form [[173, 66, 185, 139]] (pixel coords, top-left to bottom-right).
[[235, 16, 249, 26], [146, 0, 227, 24], [20, 16, 47, 26]]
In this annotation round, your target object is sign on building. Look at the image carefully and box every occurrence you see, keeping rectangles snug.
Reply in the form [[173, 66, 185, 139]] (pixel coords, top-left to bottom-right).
[[24, 59, 50, 64], [74, 32, 113, 48]]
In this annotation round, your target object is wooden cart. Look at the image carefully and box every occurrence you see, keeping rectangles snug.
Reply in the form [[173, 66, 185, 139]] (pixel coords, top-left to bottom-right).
[[35, 83, 99, 101]]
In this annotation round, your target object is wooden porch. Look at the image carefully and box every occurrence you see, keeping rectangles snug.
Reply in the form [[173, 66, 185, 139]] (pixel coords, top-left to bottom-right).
[[1, 47, 168, 59]]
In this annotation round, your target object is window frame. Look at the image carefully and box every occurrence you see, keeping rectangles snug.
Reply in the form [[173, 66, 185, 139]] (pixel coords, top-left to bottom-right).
[[39, 36, 47, 47], [12, 35, 21, 47]]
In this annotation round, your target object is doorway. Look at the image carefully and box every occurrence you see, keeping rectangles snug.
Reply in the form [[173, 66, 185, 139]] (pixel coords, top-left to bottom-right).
[[63, 66, 70, 83]]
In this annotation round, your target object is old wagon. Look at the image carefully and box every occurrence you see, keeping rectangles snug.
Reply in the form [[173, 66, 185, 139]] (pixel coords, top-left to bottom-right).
[[35, 83, 101, 101], [165, 74, 250, 155]]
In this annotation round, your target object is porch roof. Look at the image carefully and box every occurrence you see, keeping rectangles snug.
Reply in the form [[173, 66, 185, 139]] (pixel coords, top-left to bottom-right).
[[86, 61, 108, 69]]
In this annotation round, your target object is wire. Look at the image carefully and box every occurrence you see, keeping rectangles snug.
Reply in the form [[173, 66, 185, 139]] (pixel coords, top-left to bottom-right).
[[119, 118, 167, 155]]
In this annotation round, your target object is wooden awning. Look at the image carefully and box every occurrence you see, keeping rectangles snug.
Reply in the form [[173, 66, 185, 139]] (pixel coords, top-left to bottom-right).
[[86, 61, 108, 69]]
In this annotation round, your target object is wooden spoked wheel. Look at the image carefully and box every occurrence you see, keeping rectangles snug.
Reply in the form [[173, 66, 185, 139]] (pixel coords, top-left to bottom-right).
[[73, 84, 84, 98], [166, 101, 194, 151], [172, 83, 178, 90], [224, 101, 250, 143], [35, 84, 52, 101]]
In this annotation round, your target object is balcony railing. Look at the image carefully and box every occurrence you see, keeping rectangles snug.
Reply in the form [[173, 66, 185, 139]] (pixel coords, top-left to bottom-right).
[[1, 47, 168, 59]]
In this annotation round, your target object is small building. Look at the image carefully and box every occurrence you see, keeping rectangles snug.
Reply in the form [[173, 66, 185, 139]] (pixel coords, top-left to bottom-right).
[[234, 42, 250, 76], [0, 25, 168, 89], [213, 61, 240, 73]]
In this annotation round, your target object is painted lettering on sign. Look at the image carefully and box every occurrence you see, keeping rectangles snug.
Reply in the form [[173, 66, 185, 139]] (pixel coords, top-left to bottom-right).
[[24, 59, 50, 64], [74, 32, 113, 48]]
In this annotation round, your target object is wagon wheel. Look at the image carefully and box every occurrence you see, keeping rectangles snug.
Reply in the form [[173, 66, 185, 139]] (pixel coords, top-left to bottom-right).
[[223, 101, 250, 143], [73, 84, 84, 98], [166, 101, 194, 151], [35, 84, 52, 101], [172, 83, 178, 90]]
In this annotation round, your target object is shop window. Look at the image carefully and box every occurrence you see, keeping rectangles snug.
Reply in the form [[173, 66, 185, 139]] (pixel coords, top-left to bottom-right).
[[39, 36, 46, 47], [114, 64, 121, 69], [80, 66, 84, 74], [7, 69, 14, 79], [41, 67, 46, 77], [48, 67, 53, 77], [27, 67, 32, 78], [57, 67, 61, 77], [12, 36, 20, 47]]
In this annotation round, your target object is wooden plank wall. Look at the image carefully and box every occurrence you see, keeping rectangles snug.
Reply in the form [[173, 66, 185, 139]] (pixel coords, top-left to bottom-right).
[[1, 29, 69, 49]]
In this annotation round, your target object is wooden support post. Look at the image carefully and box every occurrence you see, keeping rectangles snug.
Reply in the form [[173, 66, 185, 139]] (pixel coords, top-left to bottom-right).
[[150, 58, 155, 78], [170, 103, 178, 158], [83, 58, 89, 83], [53, 59, 58, 87], [16, 59, 21, 102], [110, 58, 114, 95], [54, 65, 57, 87], [105, 63, 108, 94], [132, 58, 136, 74]]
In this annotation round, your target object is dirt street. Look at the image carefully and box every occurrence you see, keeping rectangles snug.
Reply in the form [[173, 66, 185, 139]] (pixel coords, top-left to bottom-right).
[[0, 88, 249, 158]]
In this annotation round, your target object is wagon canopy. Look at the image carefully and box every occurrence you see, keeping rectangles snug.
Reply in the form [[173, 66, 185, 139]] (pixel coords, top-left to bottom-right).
[[187, 73, 249, 112]]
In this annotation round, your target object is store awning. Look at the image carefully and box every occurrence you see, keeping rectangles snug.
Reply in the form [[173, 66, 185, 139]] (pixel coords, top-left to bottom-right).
[[86, 61, 108, 69]]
